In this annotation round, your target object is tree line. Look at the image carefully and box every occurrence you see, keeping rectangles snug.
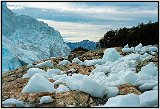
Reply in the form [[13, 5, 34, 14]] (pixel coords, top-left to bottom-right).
[[99, 21, 159, 48]]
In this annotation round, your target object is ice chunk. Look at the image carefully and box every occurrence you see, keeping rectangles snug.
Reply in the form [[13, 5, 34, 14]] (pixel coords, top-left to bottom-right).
[[153, 86, 158, 90], [22, 73, 55, 93], [79, 77, 106, 98], [27, 63, 34, 68], [123, 71, 138, 85], [50, 57, 56, 59], [137, 43, 143, 48], [124, 44, 129, 48], [107, 73, 119, 82], [139, 90, 158, 107], [39, 96, 53, 104], [65, 74, 86, 90], [149, 47, 158, 52], [136, 73, 150, 83], [140, 53, 150, 61], [137, 80, 156, 86], [102, 48, 121, 62], [84, 59, 102, 66], [122, 48, 133, 53], [92, 65, 111, 75], [59, 60, 71, 65], [140, 46, 148, 54], [107, 87, 119, 98], [67, 68, 76, 73], [103, 94, 140, 107], [150, 51, 157, 55], [135, 43, 142, 52], [35, 60, 53, 67], [52, 74, 67, 81], [139, 83, 157, 91], [123, 53, 141, 62], [53, 80, 65, 86], [139, 62, 158, 76], [72, 73, 86, 80], [2, 98, 24, 107], [22, 74, 30, 78], [65, 79, 82, 90], [91, 72, 106, 77], [56, 84, 70, 93], [22, 68, 47, 78], [72, 58, 82, 64], [46, 69, 61, 77]]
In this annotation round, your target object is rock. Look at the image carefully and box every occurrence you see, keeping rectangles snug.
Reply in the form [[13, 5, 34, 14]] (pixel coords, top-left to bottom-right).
[[54, 91, 95, 107], [2, 78, 29, 101], [152, 56, 158, 62], [67, 63, 95, 75], [118, 84, 141, 95]]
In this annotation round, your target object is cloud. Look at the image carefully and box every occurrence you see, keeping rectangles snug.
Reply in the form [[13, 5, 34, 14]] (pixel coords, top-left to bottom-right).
[[7, 2, 158, 25], [7, 2, 157, 14], [37, 19, 114, 42], [6, 2, 158, 42]]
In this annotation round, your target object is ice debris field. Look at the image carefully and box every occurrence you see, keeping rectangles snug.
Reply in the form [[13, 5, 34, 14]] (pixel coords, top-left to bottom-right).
[[2, 43, 158, 107]]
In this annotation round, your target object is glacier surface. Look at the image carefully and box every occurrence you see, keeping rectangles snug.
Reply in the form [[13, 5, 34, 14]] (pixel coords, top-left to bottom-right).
[[2, 2, 71, 73]]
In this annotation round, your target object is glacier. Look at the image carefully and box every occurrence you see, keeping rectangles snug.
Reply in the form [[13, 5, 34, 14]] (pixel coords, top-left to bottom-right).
[[2, 2, 71, 73]]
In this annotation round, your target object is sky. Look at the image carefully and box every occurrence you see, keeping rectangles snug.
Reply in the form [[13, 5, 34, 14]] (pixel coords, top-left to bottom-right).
[[7, 2, 158, 42]]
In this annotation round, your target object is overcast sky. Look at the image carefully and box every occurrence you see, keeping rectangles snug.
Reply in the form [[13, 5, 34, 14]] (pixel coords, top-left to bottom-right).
[[7, 2, 158, 42]]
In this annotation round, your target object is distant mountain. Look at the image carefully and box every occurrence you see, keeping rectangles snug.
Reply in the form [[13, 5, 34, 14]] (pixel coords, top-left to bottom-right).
[[2, 2, 71, 73], [67, 40, 98, 51]]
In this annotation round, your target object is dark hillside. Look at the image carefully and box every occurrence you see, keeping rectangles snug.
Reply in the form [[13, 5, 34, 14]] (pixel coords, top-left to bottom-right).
[[99, 22, 159, 48]]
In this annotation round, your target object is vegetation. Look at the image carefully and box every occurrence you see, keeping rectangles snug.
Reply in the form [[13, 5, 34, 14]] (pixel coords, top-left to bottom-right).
[[99, 21, 159, 48]]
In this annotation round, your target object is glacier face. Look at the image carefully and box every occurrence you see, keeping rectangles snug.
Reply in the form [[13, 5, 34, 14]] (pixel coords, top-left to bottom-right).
[[2, 2, 71, 73]]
